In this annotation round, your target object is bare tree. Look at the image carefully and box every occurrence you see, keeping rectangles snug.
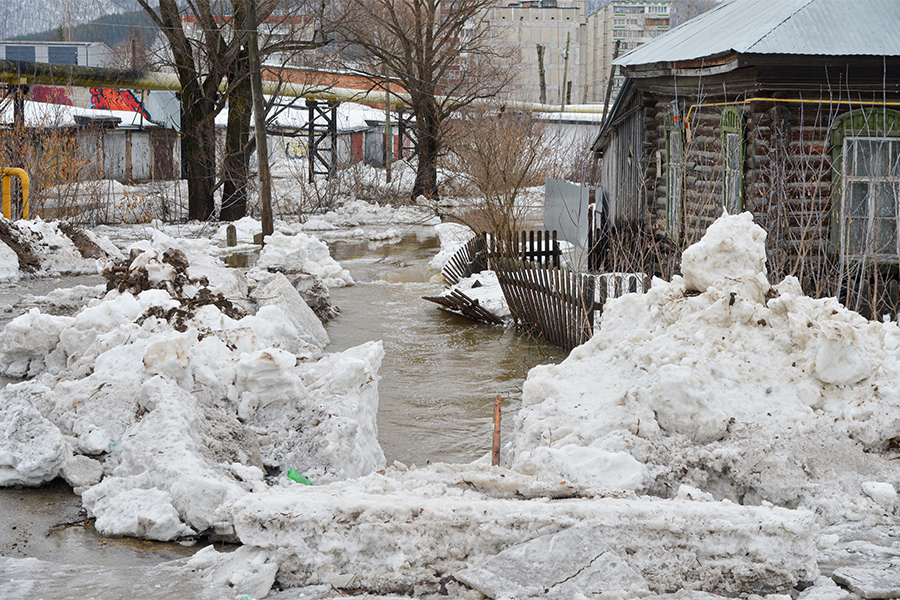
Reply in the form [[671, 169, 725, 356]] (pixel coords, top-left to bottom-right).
[[338, 0, 514, 201], [441, 108, 550, 242], [135, 0, 241, 220], [136, 0, 330, 221], [671, 0, 721, 26]]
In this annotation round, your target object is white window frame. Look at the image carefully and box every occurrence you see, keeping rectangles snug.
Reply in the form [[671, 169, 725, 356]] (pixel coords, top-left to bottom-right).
[[840, 136, 900, 261]]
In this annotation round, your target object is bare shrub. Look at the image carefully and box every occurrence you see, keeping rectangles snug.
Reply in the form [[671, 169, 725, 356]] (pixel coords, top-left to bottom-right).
[[438, 108, 553, 247]]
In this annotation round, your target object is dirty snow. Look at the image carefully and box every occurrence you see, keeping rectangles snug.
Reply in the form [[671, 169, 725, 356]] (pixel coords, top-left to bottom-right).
[[511, 213, 900, 525], [0, 223, 385, 545], [1, 209, 899, 599]]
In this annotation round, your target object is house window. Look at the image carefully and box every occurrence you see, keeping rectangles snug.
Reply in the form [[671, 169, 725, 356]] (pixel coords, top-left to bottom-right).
[[721, 107, 743, 214], [833, 109, 900, 261], [665, 104, 684, 242], [842, 137, 900, 259]]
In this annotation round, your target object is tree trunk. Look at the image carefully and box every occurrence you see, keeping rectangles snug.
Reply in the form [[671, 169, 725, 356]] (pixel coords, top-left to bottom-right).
[[183, 98, 217, 221], [221, 49, 251, 221], [410, 95, 441, 201]]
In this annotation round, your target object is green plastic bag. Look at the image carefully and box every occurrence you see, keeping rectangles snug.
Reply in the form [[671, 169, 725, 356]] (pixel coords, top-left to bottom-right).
[[286, 468, 313, 485]]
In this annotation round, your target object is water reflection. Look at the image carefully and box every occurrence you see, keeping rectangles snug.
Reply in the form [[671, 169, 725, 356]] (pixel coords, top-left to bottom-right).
[[327, 229, 566, 466]]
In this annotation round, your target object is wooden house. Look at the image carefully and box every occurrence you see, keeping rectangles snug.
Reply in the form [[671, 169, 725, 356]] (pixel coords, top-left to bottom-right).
[[591, 0, 900, 315]]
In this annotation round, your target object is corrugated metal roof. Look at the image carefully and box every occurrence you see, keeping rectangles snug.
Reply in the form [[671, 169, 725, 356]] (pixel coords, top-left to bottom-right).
[[615, 0, 900, 67]]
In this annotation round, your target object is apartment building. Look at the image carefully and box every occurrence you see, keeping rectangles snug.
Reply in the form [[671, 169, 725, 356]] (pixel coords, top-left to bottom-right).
[[483, 0, 669, 105], [484, 0, 585, 105], [581, 1, 671, 103]]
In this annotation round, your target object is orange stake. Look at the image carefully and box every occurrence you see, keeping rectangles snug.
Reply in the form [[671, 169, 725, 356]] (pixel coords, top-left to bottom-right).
[[492, 393, 502, 466]]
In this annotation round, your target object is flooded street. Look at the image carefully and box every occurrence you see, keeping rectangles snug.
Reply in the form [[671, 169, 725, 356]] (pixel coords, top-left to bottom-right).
[[327, 227, 566, 465], [0, 225, 565, 591]]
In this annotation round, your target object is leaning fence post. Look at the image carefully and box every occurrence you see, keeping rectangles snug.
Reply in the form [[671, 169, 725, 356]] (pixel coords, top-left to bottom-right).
[[492, 393, 502, 466]]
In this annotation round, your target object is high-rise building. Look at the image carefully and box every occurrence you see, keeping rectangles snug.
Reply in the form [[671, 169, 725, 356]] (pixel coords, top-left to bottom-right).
[[581, 1, 670, 103], [483, 1, 585, 105], [482, 0, 670, 105]]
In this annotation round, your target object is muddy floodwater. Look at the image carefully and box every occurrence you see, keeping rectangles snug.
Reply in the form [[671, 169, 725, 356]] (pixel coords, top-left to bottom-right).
[[0, 225, 565, 584], [327, 227, 567, 465]]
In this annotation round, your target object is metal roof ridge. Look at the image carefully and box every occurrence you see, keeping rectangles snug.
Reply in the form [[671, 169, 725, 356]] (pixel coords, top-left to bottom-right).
[[742, 0, 817, 53]]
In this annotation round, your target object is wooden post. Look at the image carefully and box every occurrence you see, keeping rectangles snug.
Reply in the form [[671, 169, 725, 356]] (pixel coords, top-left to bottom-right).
[[492, 394, 502, 467], [384, 75, 392, 183], [561, 31, 571, 111], [536, 44, 547, 105], [247, 0, 273, 240]]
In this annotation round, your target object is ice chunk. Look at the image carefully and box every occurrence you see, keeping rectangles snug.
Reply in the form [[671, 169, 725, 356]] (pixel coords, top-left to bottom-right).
[[0, 393, 66, 486], [456, 525, 648, 599], [89, 486, 195, 541], [833, 565, 900, 599], [228, 464, 818, 594], [861, 481, 897, 511], [61, 454, 103, 493], [250, 273, 329, 349], [0, 309, 74, 377], [680, 212, 770, 303], [257, 231, 353, 288], [0, 239, 20, 282], [187, 546, 279, 600]]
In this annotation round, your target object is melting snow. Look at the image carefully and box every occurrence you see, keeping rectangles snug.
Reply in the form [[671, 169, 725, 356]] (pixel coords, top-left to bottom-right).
[[0, 211, 898, 599]]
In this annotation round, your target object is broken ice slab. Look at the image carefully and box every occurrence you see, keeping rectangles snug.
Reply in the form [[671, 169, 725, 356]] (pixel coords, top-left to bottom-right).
[[833, 564, 900, 599], [263, 586, 332, 600], [228, 464, 819, 595], [0, 556, 233, 600], [455, 524, 648, 599]]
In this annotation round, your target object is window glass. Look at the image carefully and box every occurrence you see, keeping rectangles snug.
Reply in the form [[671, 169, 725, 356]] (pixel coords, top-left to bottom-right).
[[842, 135, 900, 259], [666, 110, 683, 241], [721, 108, 743, 214]]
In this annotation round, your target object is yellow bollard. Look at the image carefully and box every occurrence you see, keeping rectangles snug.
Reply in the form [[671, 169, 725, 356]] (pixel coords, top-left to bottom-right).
[[0, 168, 29, 220]]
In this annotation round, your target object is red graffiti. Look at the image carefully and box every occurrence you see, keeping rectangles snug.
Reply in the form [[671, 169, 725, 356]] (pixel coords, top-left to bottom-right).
[[90, 87, 151, 120], [31, 86, 73, 105]]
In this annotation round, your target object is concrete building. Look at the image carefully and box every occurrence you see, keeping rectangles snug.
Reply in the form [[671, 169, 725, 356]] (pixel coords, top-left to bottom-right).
[[0, 41, 112, 67], [581, 1, 670, 104], [485, 1, 585, 105], [483, 0, 670, 105]]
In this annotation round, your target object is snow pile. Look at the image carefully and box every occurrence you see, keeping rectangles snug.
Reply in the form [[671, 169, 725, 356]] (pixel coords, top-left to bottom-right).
[[256, 231, 354, 289], [511, 212, 900, 525], [223, 463, 818, 596], [0, 217, 119, 280], [429, 222, 474, 271], [0, 232, 385, 541]]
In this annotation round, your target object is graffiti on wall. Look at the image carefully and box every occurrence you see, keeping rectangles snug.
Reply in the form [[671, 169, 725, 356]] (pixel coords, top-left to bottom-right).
[[90, 88, 151, 120], [31, 86, 73, 105], [280, 137, 308, 159]]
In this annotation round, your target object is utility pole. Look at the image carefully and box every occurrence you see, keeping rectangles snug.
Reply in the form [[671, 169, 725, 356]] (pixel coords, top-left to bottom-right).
[[600, 40, 621, 129], [384, 74, 392, 183], [536, 43, 547, 105], [247, 0, 273, 238], [560, 32, 571, 111]]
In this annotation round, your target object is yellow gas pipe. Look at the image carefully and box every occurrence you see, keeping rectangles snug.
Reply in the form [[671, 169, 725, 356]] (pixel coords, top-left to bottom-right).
[[1, 168, 30, 220]]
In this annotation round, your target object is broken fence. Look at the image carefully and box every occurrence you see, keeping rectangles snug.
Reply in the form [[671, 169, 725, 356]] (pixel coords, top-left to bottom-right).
[[495, 263, 651, 350], [440, 230, 561, 287]]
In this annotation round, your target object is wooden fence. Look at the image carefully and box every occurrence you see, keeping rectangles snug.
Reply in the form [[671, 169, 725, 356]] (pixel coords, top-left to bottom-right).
[[492, 230, 560, 268], [441, 230, 561, 287], [421, 289, 505, 325], [494, 258, 595, 350], [429, 229, 650, 346], [441, 235, 488, 287], [495, 262, 651, 350]]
